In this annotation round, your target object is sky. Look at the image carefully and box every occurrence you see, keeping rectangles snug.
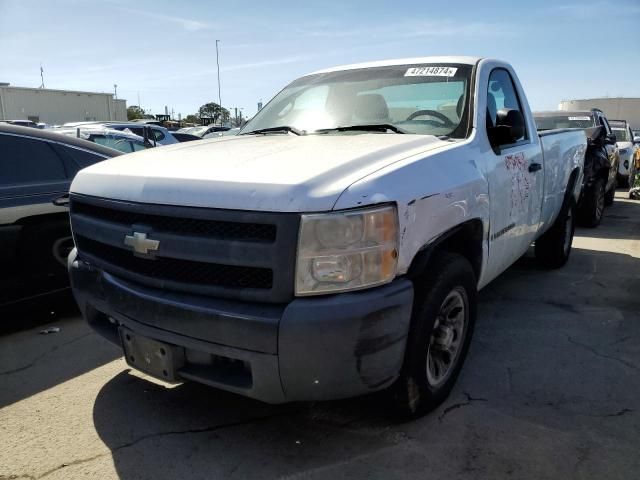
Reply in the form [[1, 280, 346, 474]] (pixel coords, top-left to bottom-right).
[[1, 0, 639, 119]]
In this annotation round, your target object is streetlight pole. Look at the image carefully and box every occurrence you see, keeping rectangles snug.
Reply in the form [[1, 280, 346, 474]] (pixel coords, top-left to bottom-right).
[[114, 84, 118, 99], [215, 39, 222, 126]]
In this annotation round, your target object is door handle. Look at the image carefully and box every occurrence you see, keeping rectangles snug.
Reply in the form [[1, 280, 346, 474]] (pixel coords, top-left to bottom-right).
[[528, 163, 542, 173], [53, 193, 70, 207]]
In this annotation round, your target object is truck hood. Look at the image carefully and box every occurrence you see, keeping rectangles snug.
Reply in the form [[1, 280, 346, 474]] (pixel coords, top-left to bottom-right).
[[71, 133, 448, 212]]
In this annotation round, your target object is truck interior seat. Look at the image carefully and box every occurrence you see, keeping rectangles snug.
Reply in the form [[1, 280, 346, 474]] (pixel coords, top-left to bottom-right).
[[353, 94, 391, 124]]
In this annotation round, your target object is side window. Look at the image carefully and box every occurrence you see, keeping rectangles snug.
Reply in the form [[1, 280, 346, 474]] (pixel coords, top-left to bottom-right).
[[0, 135, 67, 185], [152, 129, 165, 142], [54, 144, 108, 177], [486, 68, 527, 142]]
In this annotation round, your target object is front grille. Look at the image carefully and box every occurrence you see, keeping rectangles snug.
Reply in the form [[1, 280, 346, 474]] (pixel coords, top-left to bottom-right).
[[71, 201, 276, 242], [70, 195, 299, 303], [76, 235, 273, 289]]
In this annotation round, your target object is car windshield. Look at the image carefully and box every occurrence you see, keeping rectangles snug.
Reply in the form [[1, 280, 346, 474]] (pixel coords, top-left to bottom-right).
[[241, 64, 473, 138], [612, 128, 630, 142], [535, 114, 596, 130]]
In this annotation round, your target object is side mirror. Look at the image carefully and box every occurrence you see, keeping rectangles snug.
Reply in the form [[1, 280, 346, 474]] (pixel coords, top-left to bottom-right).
[[633, 136, 640, 145], [491, 108, 525, 146], [606, 133, 617, 145]]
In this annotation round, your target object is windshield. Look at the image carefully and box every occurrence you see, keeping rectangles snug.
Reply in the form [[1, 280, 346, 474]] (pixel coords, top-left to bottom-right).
[[242, 64, 473, 138], [535, 114, 596, 130], [612, 128, 630, 142]]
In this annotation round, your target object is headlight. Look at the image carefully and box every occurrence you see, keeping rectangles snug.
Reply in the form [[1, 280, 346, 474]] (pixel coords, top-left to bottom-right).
[[295, 205, 398, 295]]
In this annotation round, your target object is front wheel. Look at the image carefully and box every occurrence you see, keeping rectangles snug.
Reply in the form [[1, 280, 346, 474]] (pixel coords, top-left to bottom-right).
[[535, 201, 576, 269], [391, 252, 477, 418]]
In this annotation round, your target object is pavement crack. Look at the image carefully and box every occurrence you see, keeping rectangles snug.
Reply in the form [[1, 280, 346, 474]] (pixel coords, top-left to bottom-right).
[[604, 408, 634, 418], [18, 412, 291, 480], [110, 413, 283, 453], [0, 332, 92, 376], [566, 335, 639, 371], [438, 392, 488, 422]]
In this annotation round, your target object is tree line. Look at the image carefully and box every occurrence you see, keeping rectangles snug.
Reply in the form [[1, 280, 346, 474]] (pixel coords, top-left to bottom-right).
[[127, 102, 240, 126]]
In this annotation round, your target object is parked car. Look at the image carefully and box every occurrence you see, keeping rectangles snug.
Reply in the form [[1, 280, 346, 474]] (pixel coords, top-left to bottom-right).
[[51, 126, 149, 153], [0, 124, 121, 303], [535, 110, 619, 226], [172, 132, 202, 142], [68, 57, 586, 417], [2, 119, 38, 128], [203, 127, 240, 139], [63, 121, 178, 146], [186, 125, 231, 138], [609, 119, 638, 187]]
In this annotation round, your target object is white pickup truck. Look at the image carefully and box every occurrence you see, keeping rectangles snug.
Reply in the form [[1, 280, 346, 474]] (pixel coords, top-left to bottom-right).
[[68, 57, 586, 417]]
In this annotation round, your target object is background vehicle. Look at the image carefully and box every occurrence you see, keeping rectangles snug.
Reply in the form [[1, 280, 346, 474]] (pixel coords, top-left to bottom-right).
[[68, 57, 585, 417], [610, 119, 638, 187], [172, 132, 203, 142], [203, 127, 240, 139], [0, 124, 120, 305], [2, 119, 38, 128], [63, 121, 178, 145], [183, 125, 230, 137], [51, 126, 149, 153], [535, 110, 619, 226]]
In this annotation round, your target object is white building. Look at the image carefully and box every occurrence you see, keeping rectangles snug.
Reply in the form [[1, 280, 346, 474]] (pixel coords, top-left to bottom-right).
[[559, 98, 640, 129], [0, 83, 127, 125]]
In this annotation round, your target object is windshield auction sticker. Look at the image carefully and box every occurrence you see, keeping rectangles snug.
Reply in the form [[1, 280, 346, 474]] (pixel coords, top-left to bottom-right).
[[568, 116, 591, 121], [405, 66, 458, 77]]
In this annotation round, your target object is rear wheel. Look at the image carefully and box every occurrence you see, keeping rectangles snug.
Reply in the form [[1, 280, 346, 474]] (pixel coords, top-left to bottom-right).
[[536, 201, 576, 269], [579, 178, 605, 228], [604, 180, 616, 206], [391, 252, 477, 418], [18, 220, 73, 280]]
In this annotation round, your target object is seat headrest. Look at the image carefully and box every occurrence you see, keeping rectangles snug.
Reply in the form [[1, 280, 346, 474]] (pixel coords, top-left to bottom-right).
[[353, 94, 390, 123], [487, 93, 497, 122]]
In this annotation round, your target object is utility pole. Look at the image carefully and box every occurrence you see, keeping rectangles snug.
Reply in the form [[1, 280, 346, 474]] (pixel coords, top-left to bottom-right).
[[39, 64, 45, 89], [216, 39, 222, 126], [114, 84, 118, 99]]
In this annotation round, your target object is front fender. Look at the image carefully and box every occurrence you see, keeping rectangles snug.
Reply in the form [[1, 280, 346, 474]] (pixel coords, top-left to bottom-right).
[[333, 143, 489, 277]]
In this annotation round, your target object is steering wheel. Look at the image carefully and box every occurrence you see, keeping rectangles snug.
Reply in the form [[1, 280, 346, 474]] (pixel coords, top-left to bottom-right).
[[406, 109, 455, 127]]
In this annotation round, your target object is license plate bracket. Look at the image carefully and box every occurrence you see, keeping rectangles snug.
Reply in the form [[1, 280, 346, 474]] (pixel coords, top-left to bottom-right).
[[120, 327, 185, 383]]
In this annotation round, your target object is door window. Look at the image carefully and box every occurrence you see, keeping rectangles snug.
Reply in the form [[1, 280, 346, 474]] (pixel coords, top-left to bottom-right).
[[0, 135, 67, 185], [486, 68, 527, 142]]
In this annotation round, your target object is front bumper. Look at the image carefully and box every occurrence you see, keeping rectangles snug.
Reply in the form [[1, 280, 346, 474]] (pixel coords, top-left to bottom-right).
[[69, 249, 414, 403]]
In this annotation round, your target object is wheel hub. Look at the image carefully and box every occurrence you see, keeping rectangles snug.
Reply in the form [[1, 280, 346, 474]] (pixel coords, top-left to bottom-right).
[[433, 323, 455, 350]]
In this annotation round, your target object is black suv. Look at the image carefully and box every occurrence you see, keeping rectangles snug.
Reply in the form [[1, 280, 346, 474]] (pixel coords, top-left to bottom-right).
[[0, 124, 121, 304], [534, 109, 620, 227]]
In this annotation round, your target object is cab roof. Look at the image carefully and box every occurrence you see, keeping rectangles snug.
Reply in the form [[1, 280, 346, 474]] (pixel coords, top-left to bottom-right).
[[308, 56, 482, 75]]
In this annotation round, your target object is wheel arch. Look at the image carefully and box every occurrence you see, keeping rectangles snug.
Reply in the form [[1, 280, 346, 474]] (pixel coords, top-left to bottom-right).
[[406, 218, 484, 283]]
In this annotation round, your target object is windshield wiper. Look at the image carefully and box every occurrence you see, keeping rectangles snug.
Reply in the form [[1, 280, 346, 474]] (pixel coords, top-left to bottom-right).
[[314, 124, 407, 134], [242, 126, 303, 136]]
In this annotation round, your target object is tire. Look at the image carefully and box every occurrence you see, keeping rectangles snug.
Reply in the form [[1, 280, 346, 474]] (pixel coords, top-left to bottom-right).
[[391, 252, 477, 418], [578, 178, 604, 228], [604, 181, 616, 206], [18, 220, 73, 280], [535, 201, 576, 269], [617, 174, 629, 189]]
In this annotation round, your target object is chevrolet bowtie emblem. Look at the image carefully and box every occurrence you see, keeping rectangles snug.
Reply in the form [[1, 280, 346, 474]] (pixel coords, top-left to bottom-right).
[[124, 232, 160, 256]]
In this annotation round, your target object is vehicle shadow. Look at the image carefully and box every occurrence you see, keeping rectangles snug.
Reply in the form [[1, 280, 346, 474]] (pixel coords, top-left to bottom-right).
[[0, 302, 121, 408], [92, 371, 401, 479]]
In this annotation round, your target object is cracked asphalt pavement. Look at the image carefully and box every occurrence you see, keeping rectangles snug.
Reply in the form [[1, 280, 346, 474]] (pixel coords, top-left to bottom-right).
[[1, 191, 639, 480]]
